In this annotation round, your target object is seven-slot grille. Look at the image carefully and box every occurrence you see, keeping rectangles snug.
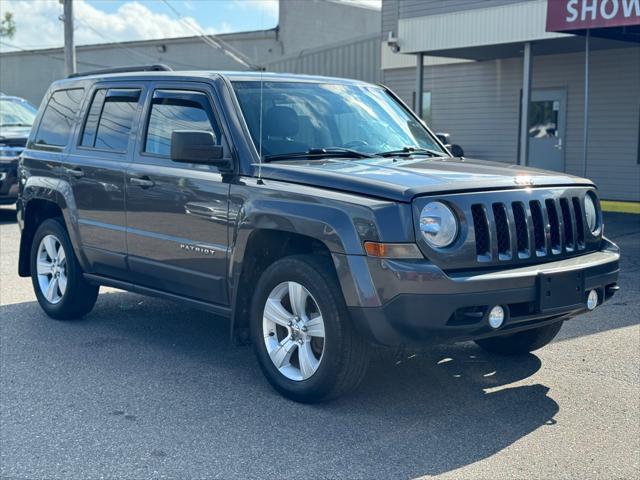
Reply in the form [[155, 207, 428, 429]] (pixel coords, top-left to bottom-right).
[[471, 194, 587, 262]]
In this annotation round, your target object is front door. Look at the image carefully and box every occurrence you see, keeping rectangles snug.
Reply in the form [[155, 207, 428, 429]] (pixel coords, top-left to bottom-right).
[[528, 89, 567, 172], [125, 83, 231, 305], [529, 90, 567, 172]]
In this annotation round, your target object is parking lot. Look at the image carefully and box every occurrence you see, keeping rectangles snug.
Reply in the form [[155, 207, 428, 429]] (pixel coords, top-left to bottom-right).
[[0, 206, 638, 479]]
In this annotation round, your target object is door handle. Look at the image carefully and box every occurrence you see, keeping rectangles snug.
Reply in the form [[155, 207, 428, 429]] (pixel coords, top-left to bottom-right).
[[65, 167, 84, 178], [130, 176, 155, 188]]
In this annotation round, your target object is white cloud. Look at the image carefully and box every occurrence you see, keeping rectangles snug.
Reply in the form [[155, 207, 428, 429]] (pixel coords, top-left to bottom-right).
[[0, 0, 230, 52]]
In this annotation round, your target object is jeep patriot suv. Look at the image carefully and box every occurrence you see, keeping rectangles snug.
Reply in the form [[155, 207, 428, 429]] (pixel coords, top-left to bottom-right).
[[17, 66, 620, 402]]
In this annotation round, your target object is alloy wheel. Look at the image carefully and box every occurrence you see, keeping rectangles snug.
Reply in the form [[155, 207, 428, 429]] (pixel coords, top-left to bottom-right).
[[36, 234, 68, 304], [262, 281, 326, 381]]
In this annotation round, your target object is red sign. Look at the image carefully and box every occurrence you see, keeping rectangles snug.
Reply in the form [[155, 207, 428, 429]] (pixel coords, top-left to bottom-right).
[[546, 0, 640, 31]]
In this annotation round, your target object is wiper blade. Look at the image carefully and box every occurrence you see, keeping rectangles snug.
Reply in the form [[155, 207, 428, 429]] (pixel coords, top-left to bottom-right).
[[376, 146, 446, 158], [0, 123, 31, 127], [263, 147, 376, 162]]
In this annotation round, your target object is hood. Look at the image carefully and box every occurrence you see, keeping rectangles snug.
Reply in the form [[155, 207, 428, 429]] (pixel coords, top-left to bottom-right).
[[0, 125, 31, 142], [257, 156, 593, 202]]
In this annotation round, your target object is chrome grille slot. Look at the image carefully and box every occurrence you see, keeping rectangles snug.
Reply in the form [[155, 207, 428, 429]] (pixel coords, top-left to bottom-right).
[[545, 199, 562, 254], [560, 197, 575, 252], [572, 197, 585, 248], [512, 202, 530, 258], [492, 203, 511, 260], [529, 200, 547, 256], [471, 204, 490, 260]]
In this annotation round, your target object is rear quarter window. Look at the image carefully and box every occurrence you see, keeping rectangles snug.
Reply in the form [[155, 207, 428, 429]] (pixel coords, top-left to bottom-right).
[[34, 88, 84, 147]]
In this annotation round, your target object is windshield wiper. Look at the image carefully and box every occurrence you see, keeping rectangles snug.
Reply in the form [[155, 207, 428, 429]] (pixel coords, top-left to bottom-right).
[[375, 146, 446, 158], [0, 123, 31, 127], [263, 147, 376, 162]]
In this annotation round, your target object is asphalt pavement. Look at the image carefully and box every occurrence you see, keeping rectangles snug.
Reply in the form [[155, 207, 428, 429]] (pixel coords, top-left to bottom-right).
[[1, 206, 638, 479]]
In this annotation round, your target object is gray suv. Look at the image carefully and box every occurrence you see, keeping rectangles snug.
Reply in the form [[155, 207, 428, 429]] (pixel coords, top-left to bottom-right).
[[17, 66, 620, 402]]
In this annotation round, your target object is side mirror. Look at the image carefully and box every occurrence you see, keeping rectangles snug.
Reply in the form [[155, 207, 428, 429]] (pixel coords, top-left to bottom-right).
[[448, 144, 464, 157], [171, 130, 231, 169]]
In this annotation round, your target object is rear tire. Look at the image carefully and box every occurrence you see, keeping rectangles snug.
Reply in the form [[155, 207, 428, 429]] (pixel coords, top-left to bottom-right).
[[250, 255, 370, 403], [474, 321, 563, 355], [30, 218, 99, 320]]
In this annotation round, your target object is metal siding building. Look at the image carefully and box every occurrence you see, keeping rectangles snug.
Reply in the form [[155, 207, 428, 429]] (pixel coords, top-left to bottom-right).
[[266, 33, 381, 83], [0, 0, 381, 106], [381, 0, 640, 202]]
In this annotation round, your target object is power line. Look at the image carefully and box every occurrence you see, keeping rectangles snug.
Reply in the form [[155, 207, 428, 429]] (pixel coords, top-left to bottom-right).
[[73, 15, 224, 70], [160, 0, 262, 70], [0, 40, 110, 68]]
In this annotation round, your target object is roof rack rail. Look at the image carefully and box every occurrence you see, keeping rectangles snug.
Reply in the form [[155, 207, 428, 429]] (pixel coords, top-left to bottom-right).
[[68, 64, 173, 79]]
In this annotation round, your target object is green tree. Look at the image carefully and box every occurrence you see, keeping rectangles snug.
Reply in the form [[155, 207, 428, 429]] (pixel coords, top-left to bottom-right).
[[0, 11, 16, 39]]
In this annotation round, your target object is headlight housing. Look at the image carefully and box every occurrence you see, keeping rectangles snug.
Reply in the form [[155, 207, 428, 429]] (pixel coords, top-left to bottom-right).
[[419, 201, 459, 248], [584, 192, 600, 233]]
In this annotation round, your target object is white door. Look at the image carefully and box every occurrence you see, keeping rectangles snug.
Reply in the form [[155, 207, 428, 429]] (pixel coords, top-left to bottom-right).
[[528, 89, 567, 172]]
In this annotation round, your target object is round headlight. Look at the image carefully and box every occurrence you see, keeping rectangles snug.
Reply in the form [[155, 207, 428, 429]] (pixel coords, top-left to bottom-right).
[[419, 201, 459, 248], [584, 193, 599, 233]]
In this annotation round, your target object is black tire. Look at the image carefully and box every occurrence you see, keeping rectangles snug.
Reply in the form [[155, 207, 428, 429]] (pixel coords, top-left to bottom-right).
[[250, 255, 370, 403], [474, 321, 563, 355], [30, 218, 99, 320]]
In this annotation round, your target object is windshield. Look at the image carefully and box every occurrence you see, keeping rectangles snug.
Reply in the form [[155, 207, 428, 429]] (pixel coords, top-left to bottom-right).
[[232, 81, 446, 159], [0, 98, 37, 127]]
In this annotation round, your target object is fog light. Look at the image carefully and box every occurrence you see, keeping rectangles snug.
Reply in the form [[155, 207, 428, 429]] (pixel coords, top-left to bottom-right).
[[488, 306, 505, 329], [587, 290, 598, 310]]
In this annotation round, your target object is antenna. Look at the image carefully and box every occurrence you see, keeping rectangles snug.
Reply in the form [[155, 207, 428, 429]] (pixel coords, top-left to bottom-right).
[[256, 5, 266, 185], [257, 71, 264, 184]]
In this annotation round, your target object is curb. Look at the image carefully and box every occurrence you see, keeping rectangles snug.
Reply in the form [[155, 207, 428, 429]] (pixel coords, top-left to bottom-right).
[[601, 201, 640, 215]]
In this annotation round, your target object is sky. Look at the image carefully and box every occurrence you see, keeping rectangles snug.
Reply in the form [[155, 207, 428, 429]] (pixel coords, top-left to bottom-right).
[[0, 0, 380, 53]]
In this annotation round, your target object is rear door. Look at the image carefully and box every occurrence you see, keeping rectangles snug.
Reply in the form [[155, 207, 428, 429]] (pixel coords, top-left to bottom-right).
[[125, 82, 231, 305], [64, 82, 147, 278]]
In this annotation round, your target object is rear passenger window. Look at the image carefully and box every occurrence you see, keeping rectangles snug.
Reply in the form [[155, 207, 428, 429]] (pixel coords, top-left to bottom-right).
[[35, 88, 84, 147], [145, 91, 221, 156], [81, 88, 140, 152]]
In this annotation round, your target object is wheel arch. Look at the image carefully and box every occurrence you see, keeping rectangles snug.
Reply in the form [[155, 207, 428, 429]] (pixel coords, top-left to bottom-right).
[[19, 178, 86, 277], [229, 228, 340, 344]]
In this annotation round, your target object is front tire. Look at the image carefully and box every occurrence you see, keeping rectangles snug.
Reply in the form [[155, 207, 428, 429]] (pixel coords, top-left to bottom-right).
[[474, 321, 563, 355], [250, 255, 370, 403], [30, 218, 99, 320]]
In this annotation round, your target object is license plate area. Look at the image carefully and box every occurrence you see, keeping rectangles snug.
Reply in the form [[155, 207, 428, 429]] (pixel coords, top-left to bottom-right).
[[538, 270, 585, 313]]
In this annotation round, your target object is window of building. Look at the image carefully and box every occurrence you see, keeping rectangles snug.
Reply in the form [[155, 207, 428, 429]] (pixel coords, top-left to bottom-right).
[[412, 90, 432, 125], [81, 88, 140, 152], [35, 88, 84, 147], [145, 91, 220, 156], [421, 91, 432, 125]]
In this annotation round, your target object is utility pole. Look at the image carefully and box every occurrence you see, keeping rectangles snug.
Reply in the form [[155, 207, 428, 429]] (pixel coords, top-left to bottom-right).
[[62, 0, 76, 76]]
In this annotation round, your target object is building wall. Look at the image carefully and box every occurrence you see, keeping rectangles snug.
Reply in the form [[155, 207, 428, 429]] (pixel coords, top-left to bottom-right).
[[266, 34, 381, 83], [279, 0, 381, 53], [0, 31, 282, 107], [0, 0, 381, 106], [382, 0, 519, 37], [383, 47, 640, 201]]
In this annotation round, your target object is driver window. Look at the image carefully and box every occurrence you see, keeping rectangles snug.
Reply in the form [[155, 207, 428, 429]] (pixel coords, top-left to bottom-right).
[[145, 91, 220, 156]]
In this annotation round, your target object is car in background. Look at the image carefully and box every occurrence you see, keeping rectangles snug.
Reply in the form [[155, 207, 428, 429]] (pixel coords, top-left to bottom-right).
[[436, 132, 465, 157], [0, 94, 37, 205]]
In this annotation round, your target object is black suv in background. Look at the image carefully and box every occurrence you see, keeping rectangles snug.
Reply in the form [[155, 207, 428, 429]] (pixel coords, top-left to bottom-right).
[[17, 67, 620, 402], [0, 94, 37, 205]]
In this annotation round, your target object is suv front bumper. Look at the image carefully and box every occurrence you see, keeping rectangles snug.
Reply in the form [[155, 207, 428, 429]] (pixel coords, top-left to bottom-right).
[[337, 238, 620, 346], [0, 159, 19, 204]]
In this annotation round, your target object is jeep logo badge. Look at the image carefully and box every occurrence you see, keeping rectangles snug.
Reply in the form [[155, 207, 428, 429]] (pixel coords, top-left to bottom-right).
[[514, 176, 534, 186]]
